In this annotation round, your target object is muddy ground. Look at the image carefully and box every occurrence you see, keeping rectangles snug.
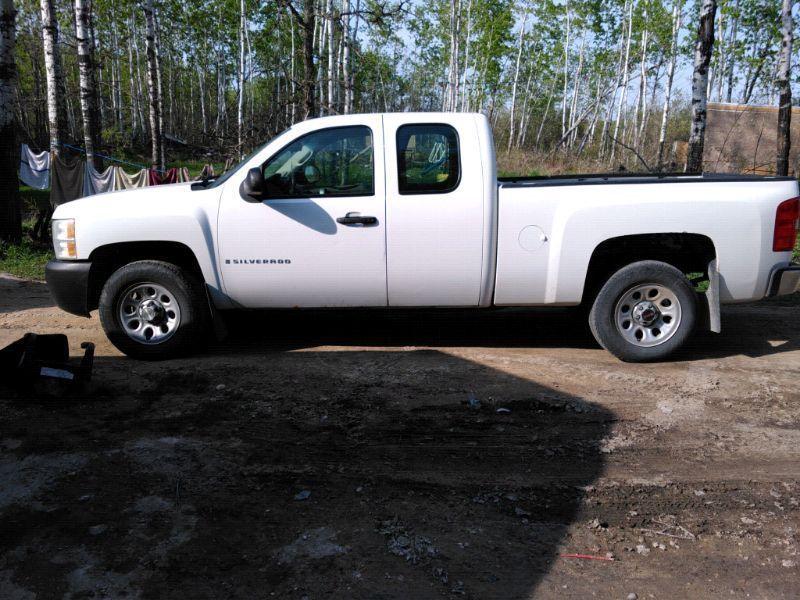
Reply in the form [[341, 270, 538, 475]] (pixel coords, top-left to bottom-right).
[[1, 273, 799, 599]]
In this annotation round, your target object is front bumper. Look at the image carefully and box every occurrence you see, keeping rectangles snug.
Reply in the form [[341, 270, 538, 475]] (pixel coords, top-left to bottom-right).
[[767, 265, 800, 297], [45, 260, 92, 317]]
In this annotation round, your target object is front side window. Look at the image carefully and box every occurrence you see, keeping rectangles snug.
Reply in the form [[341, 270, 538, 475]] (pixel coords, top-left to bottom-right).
[[262, 126, 374, 199], [396, 124, 460, 194]]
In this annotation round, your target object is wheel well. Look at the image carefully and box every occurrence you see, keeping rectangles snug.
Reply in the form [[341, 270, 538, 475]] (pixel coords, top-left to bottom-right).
[[87, 241, 205, 311], [583, 233, 716, 303]]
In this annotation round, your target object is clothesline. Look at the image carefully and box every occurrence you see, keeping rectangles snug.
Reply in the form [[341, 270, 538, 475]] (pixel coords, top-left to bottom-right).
[[18, 143, 219, 207], [59, 142, 165, 173]]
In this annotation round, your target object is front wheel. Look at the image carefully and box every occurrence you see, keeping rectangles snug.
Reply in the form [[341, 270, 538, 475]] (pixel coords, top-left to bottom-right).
[[99, 260, 210, 360], [588, 260, 697, 362]]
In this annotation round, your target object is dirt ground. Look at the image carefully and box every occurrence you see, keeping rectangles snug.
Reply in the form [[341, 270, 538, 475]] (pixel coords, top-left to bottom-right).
[[1, 273, 799, 599]]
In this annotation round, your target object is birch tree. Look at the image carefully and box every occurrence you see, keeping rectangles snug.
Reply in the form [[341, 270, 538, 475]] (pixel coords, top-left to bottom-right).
[[507, 10, 526, 152], [610, 0, 633, 162], [0, 0, 20, 243], [443, 0, 461, 111], [657, 0, 682, 169], [237, 0, 245, 158], [39, 0, 67, 155], [144, 0, 164, 170], [341, 0, 351, 113], [74, 0, 102, 168], [775, 0, 794, 177], [686, 0, 718, 173]]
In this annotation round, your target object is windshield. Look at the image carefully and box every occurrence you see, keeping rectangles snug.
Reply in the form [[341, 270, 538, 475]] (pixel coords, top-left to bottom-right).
[[194, 127, 294, 190]]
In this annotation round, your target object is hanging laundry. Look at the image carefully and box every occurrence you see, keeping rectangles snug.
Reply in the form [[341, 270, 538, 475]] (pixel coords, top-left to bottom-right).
[[148, 170, 163, 186], [50, 155, 85, 207], [162, 168, 179, 184], [194, 164, 216, 180], [177, 167, 191, 183], [223, 158, 234, 173], [113, 167, 149, 190], [82, 163, 115, 197], [19, 144, 50, 190]]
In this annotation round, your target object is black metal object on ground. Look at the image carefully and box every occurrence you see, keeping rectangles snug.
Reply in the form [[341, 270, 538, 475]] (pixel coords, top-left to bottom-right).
[[0, 333, 94, 387]]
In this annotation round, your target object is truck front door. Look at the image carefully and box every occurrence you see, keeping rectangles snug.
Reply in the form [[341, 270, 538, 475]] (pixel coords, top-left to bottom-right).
[[218, 117, 387, 308]]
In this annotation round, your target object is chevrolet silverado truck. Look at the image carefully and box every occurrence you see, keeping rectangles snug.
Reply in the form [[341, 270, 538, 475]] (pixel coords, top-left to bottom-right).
[[45, 113, 800, 361]]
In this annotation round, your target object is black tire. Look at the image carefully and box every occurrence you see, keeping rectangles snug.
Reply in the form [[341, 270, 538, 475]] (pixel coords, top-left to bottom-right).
[[588, 260, 697, 362], [99, 260, 210, 360]]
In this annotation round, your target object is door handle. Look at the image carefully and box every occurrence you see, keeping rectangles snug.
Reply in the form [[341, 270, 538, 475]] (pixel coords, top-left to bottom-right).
[[337, 212, 378, 226]]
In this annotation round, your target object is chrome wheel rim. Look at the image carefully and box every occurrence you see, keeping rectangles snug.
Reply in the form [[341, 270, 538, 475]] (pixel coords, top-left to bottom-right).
[[117, 282, 181, 345], [614, 283, 681, 348]]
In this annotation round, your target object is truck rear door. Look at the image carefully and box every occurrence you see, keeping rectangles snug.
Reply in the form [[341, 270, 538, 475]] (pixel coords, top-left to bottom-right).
[[382, 114, 487, 306]]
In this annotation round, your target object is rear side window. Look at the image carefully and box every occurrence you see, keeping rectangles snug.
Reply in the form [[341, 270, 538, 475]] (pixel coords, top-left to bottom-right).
[[396, 124, 460, 194]]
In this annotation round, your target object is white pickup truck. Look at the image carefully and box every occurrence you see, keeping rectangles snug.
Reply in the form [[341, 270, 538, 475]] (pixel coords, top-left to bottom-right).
[[45, 113, 800, 361]]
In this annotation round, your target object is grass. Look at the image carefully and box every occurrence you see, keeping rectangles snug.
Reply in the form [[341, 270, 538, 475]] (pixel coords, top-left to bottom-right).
[[0, 238, 52, 280]]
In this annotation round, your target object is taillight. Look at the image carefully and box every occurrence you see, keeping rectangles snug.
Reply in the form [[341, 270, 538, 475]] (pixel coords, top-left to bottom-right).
[[773, 197, 800, 252]]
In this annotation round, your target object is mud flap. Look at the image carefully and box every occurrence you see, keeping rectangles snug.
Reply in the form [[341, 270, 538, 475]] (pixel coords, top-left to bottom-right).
[[205, 284, 229, 342], [703, 260, 721, 334]]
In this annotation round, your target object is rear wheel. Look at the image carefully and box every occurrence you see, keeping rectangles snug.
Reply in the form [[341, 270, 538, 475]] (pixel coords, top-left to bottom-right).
[[99, 260, 209, 360], [589, 260, 697, 362]]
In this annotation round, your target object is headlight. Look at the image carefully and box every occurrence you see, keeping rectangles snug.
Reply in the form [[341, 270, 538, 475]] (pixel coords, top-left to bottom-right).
[[52, 219, 77, 259]]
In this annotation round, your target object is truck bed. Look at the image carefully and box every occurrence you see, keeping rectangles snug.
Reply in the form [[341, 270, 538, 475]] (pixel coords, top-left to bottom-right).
[[498, 172, 796, 189]]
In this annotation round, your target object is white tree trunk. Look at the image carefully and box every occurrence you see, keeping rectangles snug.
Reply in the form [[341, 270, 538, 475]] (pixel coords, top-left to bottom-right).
[[657, 0, 681, 169], [776, 0, 794, 176], [325, 0, 334, 113], [459, 0, 472, 111], [131, 16, 147, 138], [238, 0, 245, 157], [74, 0, 101, 168], [153, 5, 165, 167], [561, 0, 571, 138], [507, 11, 527, 152], [197, 64, 207, 134], [144, 0, 163, 170], [535, 81, 555, 147], [444, 0, 460, 111], [634, 2, 649, 151], [610, 0, 633, 162], [516, 65, 534, 148], [687, 0, 718, 172], [127, 21, 137, 135], [725, 0, 739, 103], [288, 5, 297, 121], [568, 29, 586, 147], [40, 0, 67, 155]]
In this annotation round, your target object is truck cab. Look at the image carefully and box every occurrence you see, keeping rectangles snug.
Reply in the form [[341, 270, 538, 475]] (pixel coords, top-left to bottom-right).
[[216, 113, 497, 309]]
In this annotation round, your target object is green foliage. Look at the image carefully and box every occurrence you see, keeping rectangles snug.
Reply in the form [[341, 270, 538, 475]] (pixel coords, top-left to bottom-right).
[[20, 186, 50, 211], [0, 238, 52, 280]]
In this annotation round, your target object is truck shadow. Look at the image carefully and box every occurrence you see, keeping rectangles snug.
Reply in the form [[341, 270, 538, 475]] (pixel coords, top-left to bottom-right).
[[216, 303, 799, 361], [0, 349, 614, 599]]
